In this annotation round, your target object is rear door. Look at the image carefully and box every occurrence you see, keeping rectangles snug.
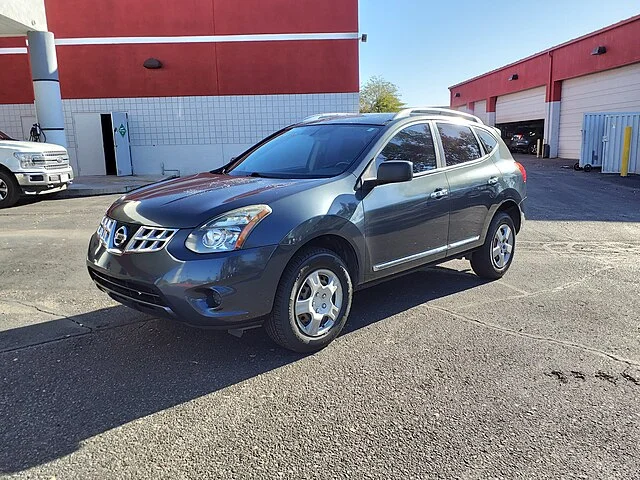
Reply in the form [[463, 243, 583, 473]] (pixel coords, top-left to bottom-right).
[[435, 122, 502, 256], [362, 122, 450, 277]]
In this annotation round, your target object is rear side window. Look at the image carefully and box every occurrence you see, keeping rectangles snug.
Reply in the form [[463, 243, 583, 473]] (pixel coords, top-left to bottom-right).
[[475, 128, 498, 153], [436, 123, 482, 166], [376, 123, 437, 174]]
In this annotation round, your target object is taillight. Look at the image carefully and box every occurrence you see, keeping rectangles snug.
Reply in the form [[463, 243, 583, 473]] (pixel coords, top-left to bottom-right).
[[515, 162, 527, 182]]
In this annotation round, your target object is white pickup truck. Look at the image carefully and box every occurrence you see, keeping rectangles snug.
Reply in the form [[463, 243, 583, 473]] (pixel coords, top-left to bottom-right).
[[0, 129, 74, 208]]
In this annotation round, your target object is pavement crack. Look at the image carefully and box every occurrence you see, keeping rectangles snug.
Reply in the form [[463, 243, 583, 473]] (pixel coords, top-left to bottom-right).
[[546, 370, 569, 383], [455, 264, 616, 310], [595, 370, 618, 384], [426, 304, 640, 368], [0, 317, 152, 354], [1, 297, 94, 332], [621, 369, 640, 386], [1, 298, 61, 318]]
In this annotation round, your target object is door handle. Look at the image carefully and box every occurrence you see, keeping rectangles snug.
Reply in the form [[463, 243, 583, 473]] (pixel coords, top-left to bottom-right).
[[430, 188, 449, 199], [488, 176, 499, 185]]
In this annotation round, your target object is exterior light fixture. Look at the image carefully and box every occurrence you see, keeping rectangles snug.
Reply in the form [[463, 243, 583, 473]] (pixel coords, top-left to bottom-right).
[[361, 34, 368, 43], [508, 74, 518, 81], [143, 58, 163, 69], [591, 46, 607, 55], [454, 92, 461, 98]]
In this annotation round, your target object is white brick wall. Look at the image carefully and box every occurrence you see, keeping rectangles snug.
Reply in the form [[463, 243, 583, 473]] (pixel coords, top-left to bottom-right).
[[0, 92, 360, 175]]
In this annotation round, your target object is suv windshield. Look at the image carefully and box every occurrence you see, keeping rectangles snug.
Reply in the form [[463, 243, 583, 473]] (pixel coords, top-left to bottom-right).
[[0, 130, 14, 141], [227, 124, 381, 178]]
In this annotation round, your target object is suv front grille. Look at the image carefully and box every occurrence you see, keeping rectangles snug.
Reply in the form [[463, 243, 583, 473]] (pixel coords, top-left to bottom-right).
[[126, 227, 177, 253], [96, 216, 177, 254], [97, 216, 116, 245], [88, 267, 168, 308]]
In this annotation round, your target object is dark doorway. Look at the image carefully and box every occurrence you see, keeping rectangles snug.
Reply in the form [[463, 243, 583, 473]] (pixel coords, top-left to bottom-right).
[[100, 114, 117, 175]]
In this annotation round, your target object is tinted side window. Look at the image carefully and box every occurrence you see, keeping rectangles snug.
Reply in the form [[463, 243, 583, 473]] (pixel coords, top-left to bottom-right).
[[475, 128, 498, 154], [437, 123, 482, 166], [376, 124, 437, 174]]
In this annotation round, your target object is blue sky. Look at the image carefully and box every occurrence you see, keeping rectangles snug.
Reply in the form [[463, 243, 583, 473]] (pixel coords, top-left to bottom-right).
[[358, 0, 639, 106]]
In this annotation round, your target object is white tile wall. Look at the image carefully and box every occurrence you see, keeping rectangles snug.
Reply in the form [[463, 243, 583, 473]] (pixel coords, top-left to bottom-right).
[[0, 103, 36, 140], [0, 92, 360, 175]]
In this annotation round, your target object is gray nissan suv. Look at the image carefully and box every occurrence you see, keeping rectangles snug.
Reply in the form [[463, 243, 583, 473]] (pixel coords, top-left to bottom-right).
[[87, 108, 526, 352]]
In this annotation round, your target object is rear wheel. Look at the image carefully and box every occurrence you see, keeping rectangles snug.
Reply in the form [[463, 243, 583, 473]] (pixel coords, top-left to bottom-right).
[[265, 248, 353, 353], [0, 171, 20, 209], [470, 212, 516, 279]]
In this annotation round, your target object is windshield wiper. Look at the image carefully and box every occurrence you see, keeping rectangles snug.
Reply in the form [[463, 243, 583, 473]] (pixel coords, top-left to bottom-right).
[[244, 172, 284, 179]]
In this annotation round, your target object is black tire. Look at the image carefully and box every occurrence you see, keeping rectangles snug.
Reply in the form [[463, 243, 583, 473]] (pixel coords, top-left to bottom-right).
[[265, 247, 353, 353], [470, 212, 516, 280], [583, 164, 592, 172], [0, 170, 20, 209], [573, 162, 581, 171]]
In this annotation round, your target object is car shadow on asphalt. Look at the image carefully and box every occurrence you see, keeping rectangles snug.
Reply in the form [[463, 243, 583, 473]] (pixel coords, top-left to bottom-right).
[[0, 265, 487, 473]]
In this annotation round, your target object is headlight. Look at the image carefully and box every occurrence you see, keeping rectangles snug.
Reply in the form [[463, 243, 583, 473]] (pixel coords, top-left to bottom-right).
[[185, 205, 272, 253], [14, 152, 46, 168]]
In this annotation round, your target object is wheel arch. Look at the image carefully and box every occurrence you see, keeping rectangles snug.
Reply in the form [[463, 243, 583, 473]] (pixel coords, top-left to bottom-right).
[[495, 199, 522, 233], [0, 163, 18, 179], [292, 234, 360, 283]]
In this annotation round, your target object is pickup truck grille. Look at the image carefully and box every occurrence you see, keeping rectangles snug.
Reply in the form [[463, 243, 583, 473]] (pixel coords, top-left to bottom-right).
[[44, 163, 70, 170]]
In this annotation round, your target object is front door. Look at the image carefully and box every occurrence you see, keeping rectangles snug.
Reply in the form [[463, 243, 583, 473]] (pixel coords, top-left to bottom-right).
[[111, 112, 133, 176], [363, 122, 450, 277]]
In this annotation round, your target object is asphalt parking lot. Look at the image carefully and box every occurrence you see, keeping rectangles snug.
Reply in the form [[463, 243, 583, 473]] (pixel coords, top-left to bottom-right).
[[1, 156, 639, 479]]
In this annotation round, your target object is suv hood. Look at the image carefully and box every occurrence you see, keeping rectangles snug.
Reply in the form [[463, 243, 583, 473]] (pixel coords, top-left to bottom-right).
[[107, 172, 323, 228], [0, 140, 68, 154]]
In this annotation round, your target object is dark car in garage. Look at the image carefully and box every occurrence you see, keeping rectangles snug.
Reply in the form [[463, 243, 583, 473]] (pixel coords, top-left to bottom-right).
[[509, 130, 542, 154]]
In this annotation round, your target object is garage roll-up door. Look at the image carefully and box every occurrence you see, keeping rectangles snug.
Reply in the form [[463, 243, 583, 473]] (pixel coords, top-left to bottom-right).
[[496, 86, 546, 124], [474, 100, 487, 123], [558, 63, 640, 159]]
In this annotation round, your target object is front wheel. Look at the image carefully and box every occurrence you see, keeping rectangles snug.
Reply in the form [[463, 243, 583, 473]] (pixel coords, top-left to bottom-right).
[[470, 212, 516, 279], [0, 171, 20, 209], [265, 248, 353, 353]]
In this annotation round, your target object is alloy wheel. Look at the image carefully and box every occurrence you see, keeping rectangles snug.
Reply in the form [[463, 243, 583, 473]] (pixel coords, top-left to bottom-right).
[[0, 179, 8, 200], [294, 268, 343, 337], [492, 224, 513, 269]]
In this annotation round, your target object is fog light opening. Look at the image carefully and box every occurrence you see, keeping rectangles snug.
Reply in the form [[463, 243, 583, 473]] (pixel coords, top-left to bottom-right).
[[205, 288, 223, 310]]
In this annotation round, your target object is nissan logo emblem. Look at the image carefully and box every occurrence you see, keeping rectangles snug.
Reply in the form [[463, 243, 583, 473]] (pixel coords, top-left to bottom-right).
[[113, 226, 128, 248]]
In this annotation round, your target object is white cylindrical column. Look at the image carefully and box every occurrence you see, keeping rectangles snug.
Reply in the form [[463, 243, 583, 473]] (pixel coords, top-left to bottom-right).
[[27, 31, 66, 148]]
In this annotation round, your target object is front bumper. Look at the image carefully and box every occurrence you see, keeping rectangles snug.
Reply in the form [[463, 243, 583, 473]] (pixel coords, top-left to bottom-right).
[[15, 166, 74, 195], [87, 231, 287, 328]]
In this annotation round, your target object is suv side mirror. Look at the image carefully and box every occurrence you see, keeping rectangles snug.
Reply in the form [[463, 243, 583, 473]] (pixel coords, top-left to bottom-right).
[[375, 161, 413, 186]]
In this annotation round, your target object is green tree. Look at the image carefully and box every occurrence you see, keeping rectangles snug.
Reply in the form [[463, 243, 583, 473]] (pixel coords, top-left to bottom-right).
[[360, 76, 405, 113]]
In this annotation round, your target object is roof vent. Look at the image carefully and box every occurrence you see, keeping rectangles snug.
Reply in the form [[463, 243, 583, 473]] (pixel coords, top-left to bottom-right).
[[508, 74, 518, 81], [591, 46, 607, 55]]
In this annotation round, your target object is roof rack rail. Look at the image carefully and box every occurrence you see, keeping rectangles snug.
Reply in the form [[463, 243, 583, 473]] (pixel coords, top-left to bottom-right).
[[301, 113, 357, 123], [393, 107, 484, 124]]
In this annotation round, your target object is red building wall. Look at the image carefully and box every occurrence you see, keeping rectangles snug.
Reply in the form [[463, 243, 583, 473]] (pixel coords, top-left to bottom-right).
[[450, 15, 640, 109], [0, 0, 359, 104]]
